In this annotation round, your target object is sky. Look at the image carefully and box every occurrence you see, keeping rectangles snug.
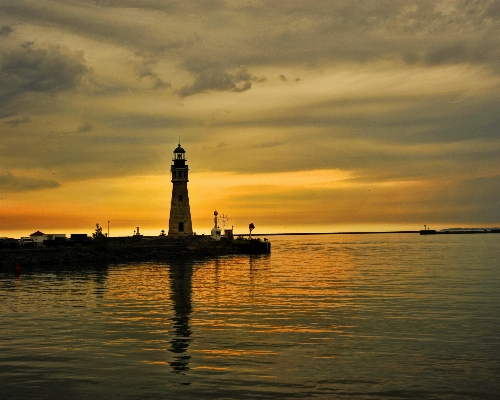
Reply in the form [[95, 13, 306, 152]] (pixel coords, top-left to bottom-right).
[[1, 0, 500, 236]]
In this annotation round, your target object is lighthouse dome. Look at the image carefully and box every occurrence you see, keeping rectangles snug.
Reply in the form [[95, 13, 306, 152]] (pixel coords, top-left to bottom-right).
[[174, 144, 185, 153], [173, 143, 186, 162]]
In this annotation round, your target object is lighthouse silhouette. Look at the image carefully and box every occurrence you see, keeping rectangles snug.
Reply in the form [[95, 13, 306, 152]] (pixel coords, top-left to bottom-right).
[[168, 143, 193, 236]]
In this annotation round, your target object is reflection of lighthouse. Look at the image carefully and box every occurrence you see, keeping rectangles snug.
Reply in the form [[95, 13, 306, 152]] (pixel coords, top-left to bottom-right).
[[168, 143, 193, 236], [167, 259, 193, 373]]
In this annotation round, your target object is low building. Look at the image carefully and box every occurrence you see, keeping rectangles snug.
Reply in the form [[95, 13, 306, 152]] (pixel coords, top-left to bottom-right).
[[70, 234, 92, 246], [46, 234, 66, 241], [30, 231, 46, 247], [224, 228, 234, 240]]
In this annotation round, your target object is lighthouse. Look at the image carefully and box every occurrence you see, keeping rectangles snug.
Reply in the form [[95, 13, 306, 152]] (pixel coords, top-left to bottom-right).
[[168, 143, 193, 236]]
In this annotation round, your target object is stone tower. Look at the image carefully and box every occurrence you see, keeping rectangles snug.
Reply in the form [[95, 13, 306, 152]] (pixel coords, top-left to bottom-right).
[[168, 143, 193, 235]]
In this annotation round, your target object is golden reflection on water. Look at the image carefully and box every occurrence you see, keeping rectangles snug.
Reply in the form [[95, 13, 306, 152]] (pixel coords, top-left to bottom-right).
[[199, 349, 279, 356], [1, 234, 499, 398], [191, 366, 229, 371]]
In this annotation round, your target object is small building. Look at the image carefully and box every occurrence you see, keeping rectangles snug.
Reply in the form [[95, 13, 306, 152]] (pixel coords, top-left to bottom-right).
[[71, 234, 92, 246], [224, 228, 233, 240], [30, 231, 46, 247], [19, 237, 35, 248], [46, 234, 66, 241]]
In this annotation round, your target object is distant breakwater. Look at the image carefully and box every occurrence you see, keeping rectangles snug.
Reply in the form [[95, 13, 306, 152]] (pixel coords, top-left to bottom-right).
[[0, 236, 270, 269], [420, 229, 500, 235]]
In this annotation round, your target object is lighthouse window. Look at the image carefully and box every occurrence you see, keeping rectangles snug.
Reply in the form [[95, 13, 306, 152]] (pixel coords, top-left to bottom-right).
[[178, 195, 183, 201], [178, 222, 184, 232]]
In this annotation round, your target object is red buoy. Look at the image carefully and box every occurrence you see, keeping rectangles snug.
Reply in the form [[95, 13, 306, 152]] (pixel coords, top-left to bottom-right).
[[15, 263, 21, 277]]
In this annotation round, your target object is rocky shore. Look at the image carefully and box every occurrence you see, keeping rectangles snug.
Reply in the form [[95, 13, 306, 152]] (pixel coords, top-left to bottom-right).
[[0, 235, 270, 269]]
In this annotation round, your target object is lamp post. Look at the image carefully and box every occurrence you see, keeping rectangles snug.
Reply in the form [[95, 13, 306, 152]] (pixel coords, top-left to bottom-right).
[[249, 223, 255, 239], [108, 221, 110, 237]]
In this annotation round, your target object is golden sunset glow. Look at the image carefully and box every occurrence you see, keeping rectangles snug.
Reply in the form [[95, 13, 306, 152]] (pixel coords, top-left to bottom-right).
[[1, 1, 500, 236]]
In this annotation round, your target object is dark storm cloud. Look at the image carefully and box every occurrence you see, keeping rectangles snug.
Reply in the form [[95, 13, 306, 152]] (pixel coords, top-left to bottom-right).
[[0, 171, 60, 192], [0, 43, 88, 109]]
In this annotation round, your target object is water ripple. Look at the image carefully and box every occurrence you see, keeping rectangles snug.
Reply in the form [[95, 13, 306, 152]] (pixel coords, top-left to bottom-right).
[[1, 234, 499, 398]]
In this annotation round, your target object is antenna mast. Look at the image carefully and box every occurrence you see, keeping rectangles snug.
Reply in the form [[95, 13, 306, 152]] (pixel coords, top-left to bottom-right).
[[221, 214, 229, 231]]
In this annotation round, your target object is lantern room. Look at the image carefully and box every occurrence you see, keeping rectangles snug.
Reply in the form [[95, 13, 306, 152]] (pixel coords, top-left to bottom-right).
[[173, 144, 186, 166]]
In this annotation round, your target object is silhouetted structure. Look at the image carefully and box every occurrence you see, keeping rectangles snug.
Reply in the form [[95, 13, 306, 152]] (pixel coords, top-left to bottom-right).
[[168, 143, 193, 236]]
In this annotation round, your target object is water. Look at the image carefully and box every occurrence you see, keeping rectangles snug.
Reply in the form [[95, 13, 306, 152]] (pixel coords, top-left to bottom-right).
[[1, 234, 499, 399]]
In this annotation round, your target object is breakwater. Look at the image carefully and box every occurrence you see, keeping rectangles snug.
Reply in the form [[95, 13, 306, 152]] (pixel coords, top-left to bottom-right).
[[0, 235, 270, 268], [420, 229, 500, 235]]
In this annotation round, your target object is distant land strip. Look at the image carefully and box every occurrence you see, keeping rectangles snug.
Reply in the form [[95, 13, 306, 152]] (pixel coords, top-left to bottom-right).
[[246, 230, 500, 236], [245, 231, 419, 236]]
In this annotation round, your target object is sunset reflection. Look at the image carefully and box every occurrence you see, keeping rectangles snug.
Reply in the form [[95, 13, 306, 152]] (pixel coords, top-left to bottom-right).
[[1, 234, 499, 398]]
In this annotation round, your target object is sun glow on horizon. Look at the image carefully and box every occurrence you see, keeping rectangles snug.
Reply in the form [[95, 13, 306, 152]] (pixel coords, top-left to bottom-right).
[[0, 168, 481, 238]]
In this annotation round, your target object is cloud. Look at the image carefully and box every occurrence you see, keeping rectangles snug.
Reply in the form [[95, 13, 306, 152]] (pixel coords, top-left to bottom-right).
[[4, 116, 32, 127], [218, 172, 500, 226], [423, 40, 500, 68], [134, 58, 171, 89], [97, 113, 183, 130], [0, 0, 499, 231], [178, 66, 256, 97], [486, 2, 500, 18], [77, 122, 93, 133], [2, 1, 500, 74], [0, 42, 89, 110], [80, 0, 225, 12], [0, 1, 186, 54], [0, 25, 14, 36], [0, 172, 60, 192]]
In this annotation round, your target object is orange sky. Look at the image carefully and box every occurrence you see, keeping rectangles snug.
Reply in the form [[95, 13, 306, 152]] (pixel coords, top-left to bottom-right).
[[1, 1, 500, 237]]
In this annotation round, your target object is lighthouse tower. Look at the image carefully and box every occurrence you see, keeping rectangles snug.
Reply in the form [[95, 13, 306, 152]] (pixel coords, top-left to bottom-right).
[[168, 143, 193, 236]]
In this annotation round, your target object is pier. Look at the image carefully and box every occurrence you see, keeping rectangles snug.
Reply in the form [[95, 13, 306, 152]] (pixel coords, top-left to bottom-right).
[[0, 235, 270, 268]]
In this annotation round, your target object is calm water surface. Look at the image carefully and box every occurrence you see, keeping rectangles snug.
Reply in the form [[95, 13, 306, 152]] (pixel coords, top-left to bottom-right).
[[1, 234, 499, 399]]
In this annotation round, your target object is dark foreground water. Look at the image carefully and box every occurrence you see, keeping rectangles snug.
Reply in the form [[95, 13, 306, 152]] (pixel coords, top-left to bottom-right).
[[1, 234, 499, 399]]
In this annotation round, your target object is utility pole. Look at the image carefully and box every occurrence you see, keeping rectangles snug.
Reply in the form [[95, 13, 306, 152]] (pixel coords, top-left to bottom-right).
[[221, 214, 229, 231]]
